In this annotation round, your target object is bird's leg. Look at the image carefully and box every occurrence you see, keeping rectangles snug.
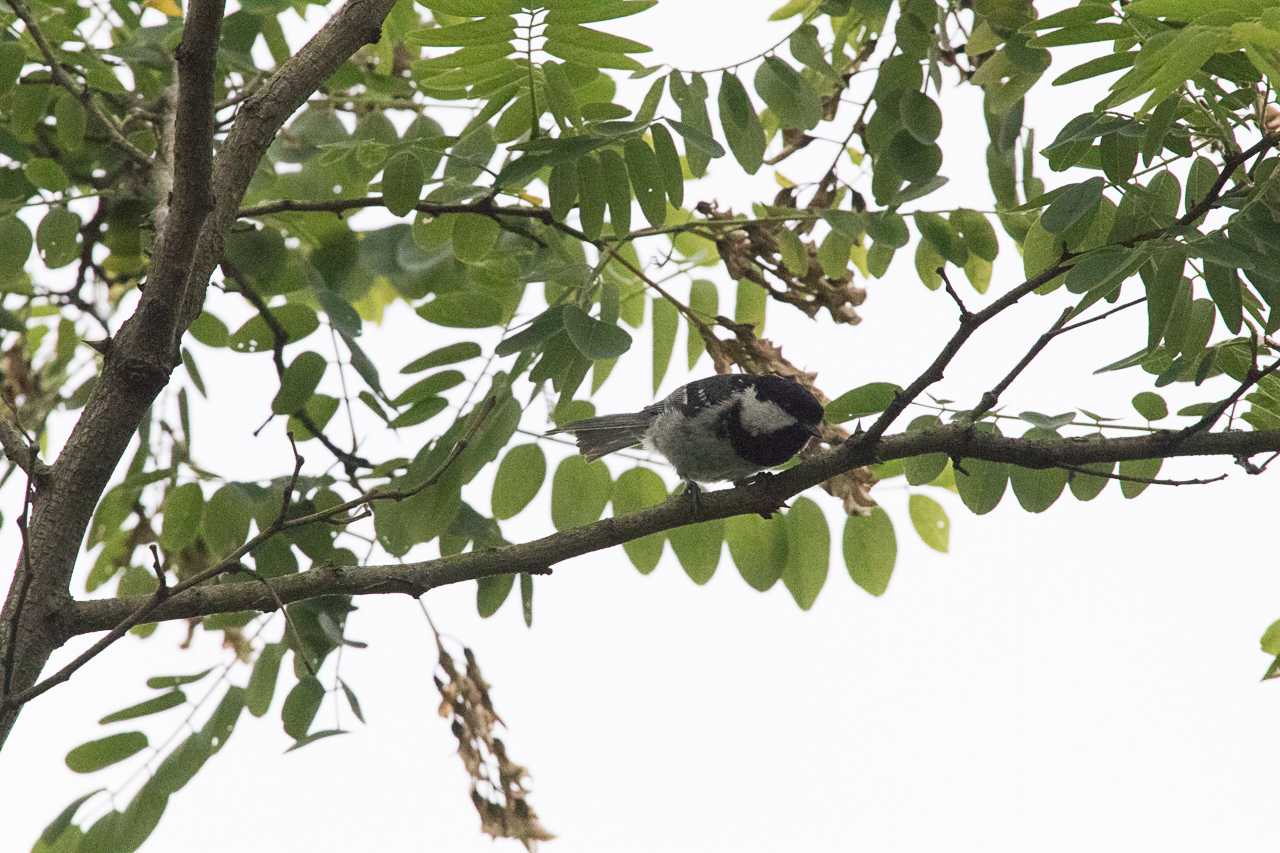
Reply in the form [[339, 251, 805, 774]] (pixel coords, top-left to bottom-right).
[[681, 480, 703, 517], [732, 471, 788, 519], [732, 470, 776, 488]]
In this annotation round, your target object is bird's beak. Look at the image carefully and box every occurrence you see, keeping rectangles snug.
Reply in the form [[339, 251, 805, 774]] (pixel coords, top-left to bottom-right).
[[806, 423, 823, 438]]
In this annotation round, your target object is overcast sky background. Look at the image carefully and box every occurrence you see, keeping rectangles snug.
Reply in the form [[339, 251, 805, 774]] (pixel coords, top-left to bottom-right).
[[5, 2, 1280, 851]]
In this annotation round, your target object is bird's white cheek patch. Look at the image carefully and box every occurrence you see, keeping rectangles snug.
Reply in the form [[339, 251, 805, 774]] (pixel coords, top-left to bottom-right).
[[738, 390, 794, 435]]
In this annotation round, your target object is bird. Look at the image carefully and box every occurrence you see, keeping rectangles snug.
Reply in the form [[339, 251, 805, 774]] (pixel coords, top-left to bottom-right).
[[548, 374, 825, 508]]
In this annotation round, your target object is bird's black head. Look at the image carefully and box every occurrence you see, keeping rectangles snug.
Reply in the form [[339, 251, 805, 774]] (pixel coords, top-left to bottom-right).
[[752, 375, 825, 430], [726, 376, 825, 469]]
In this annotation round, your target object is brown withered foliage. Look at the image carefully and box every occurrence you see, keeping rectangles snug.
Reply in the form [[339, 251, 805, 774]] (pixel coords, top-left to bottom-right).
[[434, 640, 552, 850], [696, 199, 866, 326], [702, 319, 877, 515]]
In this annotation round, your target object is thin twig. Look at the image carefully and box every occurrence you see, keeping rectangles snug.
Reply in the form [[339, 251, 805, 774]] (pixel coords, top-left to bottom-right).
[[937, 266, 970, 319], [5, 0, 152, 166], [1060, 462, 1226, 488], [968, 307, 1072, 421], [1178, 356, 1280, 437], [221, 261, 372, 475], [0, 403, 491, 711]]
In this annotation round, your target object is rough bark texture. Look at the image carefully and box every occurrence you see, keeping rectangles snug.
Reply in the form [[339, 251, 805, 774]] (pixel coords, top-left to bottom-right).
[[62, 425, 1280, 634], [0, 0, 398, 750]]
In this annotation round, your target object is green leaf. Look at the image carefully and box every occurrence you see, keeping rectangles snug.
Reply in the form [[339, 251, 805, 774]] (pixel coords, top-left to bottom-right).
[[899, 89, 942, 143], [160, 483, 204, 552], [99, 690, 185, 725], [908, 494, 949, 553], [477, 574, 515, 617], [401, 342, 482, 374], [884, 132, 943, 185], [790, 23, 837, 78], [0, 42, 24, 97], [955, 426, 1009, 514], [286, 729, 350, 752], [229, 304, 319, 352], [1068, 461, 1112, 501], [903, 415, 946, 485], [246, 643, 286, 717], [409, 16, 517, 46], [381, 151, 424, 217], [1132, 391, 1168, 421], [54, 93, 87, 151], [548, 161, 578, 221], [576, 153, 606, 239], [1008, 428, 1069, 512], [610, 467, 667, 573], [492, 443, 546, 520], [1119, 457, 1162, 498], [649, 123, 684, 209], [718, 72, 766, 174], [281, 676, 325, 740], [145, 669, 213, 689], [551, 455, 611, 530], [38, 791, 103, 847], [1040, 177, 1105, 234], [451, 213, 501, 263], [782, 497, 829, 609], [753, 56, 822, 130], [37, 207, 81, 269], [66, 732, 149, 773], [669, 518, 724, 584], [952, 209, 998, 262], [544, 0, 656, 24], [817, 229, 853, 278], [417, 292, 503, 328], [563, 304, 633, 359], [0, 215, 33, 274], [598, 147, 632, 234], [623, 137, 667, 227], [826, 382, 901, 422], [116, 773, 169, 853], [734, 279, 766, 333], [545, 20, 649, 55], [1203, 263, 1243, 334], [270, 351, 326, 415], [686, 278, 718, 368], [726, 513, 787, 592], [390, 370, 465, 406], [1261, 618, 1280, 655], [843, 507, 897, 596], [25, 157, 69, 192], [652, 297, 677, 393], [663, 117, 725, 160], [203, 686, 245, 753]]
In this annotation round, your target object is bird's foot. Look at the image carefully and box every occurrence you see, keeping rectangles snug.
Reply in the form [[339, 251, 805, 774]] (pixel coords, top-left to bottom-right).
[[680, 480, 703, 518], [732, 471, 788, 518]]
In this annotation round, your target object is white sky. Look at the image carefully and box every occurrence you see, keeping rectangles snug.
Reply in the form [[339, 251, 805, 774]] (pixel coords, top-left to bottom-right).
[[5, 2, 1280, 852]]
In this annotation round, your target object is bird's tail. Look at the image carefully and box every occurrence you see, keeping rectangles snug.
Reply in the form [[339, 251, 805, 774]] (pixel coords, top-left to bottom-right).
[[546, 412, 655, 462]]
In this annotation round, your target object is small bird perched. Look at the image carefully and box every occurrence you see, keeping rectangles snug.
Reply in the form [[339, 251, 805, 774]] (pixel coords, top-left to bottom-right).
[[548, 374, 824, 504]]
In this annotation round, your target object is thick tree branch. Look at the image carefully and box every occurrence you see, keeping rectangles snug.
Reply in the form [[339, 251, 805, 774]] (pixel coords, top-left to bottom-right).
[[61, 425, 1280, 636], [0, 0, 397, 749], [0, 0, 227, 750]]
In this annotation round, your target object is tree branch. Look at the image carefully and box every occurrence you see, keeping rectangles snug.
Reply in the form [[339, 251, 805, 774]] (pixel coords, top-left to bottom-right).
[[61, 424, 1280, 636], [5, 0, 152, 167], [0, 0, 228, 751], [0, 407, 47, 479]]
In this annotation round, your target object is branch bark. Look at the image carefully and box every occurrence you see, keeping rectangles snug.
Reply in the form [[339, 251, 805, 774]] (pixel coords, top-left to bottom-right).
[[61, 425, 1280, 636], [0, 0, 398, 750]]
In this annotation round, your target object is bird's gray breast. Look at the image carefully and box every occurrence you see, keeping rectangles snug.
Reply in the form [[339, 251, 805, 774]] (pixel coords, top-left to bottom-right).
[[645, 398, 762, 483]]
